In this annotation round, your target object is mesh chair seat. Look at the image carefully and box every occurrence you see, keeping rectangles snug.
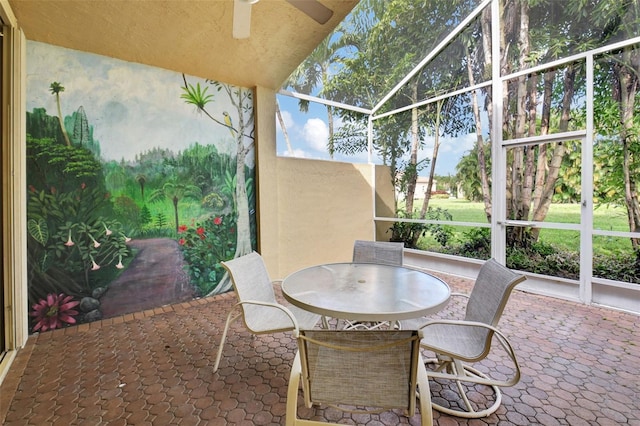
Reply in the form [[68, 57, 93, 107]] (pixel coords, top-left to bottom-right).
[[352, 240, 404, 266], [286, 329, 433, 425]]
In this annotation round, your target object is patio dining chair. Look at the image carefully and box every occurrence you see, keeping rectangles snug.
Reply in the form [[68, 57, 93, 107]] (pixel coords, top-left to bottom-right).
[[213, 251, 321, 372], [342, 240, 405, 330], [352, 239, 404, 266], [286, 329, 433, 425], [408, 258, 526, 418]]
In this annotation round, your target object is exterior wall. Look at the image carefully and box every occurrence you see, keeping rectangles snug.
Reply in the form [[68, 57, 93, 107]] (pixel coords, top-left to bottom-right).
[[255, 89, 394, 280], [274, 157, 378, 278], [374, 163, 396, 239], [253, 86, 280, 273]]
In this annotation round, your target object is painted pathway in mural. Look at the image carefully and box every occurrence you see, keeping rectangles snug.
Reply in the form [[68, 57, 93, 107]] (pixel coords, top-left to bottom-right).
[[99, 238, 195, 318]]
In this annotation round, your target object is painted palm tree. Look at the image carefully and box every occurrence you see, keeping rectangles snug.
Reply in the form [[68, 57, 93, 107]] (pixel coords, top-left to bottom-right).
[[148, 180, 202, 233], [135, 174, 147, 201], [49, 82, 72, 147]]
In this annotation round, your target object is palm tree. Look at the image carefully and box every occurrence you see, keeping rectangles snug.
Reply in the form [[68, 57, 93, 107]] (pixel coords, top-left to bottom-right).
[[49, 82, 72, 147], [285, 37, 342, 158]]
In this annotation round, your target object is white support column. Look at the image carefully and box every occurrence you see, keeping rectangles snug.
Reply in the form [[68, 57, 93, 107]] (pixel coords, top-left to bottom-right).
[[580, 54, 595, 304], [490, 0, 506, 262]]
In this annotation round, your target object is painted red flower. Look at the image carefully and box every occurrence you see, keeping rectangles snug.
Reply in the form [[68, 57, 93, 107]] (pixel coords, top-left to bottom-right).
[[30, 293, 80, 332], [178, 238, 186, 245], [178, 225, 188, 233], [196, 227, 205, 239], [213, 217, 222, 225]]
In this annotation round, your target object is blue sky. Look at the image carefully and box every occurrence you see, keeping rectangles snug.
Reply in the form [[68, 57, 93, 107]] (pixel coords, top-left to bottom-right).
[[28, 40, 472, 176], [275, 93, 476, 177]]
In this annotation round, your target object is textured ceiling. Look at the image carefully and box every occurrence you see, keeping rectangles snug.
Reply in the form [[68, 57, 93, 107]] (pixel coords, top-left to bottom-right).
[[8, 0, 358, 90]]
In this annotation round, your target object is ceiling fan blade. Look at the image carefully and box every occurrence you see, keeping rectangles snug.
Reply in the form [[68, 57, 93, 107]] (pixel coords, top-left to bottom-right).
[[286, 0, 334, 24], [233, 0, 253, 39]]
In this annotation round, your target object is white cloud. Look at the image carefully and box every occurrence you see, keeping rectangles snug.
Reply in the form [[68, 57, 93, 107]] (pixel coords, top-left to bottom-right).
[[280, 110, 295, 130], [281, 148, 311, 158], [302, 118, 329, 152]]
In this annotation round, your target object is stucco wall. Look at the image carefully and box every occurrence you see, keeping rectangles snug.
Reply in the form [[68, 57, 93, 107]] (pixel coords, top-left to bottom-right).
[[273, 157, 377, 278], [254, 88, 395, 279]]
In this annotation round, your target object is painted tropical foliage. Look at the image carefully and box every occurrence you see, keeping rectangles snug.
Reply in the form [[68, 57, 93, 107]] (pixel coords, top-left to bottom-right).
[[26, 42, 256, 332]]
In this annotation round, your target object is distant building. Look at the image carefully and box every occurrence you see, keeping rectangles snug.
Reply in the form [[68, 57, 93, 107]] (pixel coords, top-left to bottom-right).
[[414, 177, 437, 200]]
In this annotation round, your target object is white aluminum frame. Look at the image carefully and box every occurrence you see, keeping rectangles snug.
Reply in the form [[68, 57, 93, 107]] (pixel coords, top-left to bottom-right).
[[279, 0, 640, 313]]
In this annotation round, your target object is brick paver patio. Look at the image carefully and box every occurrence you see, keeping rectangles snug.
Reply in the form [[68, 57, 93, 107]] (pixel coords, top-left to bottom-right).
[[1, 271, 638, 425]]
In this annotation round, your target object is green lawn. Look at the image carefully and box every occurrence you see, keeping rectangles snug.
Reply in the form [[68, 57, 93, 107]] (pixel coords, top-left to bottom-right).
[[416, 198, 633, 254]]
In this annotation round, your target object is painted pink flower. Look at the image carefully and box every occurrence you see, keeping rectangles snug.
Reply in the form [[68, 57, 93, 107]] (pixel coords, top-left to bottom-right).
[[88, 234, 101, 248], [30, 293, 80, 332], [91, 259, 100, 271], [123, 234, 132, 243], [178, 224, 188, 233], [64, 230, 75, 247], [81, 182, 86, 190], [103, 223, 112, 236], [178, 238, 186, 246], [213, 217, 222, 225], [115, 256, 124, 269]]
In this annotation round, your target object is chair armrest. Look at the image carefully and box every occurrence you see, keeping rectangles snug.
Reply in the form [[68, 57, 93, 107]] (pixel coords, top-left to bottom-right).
[[419, 319, 521, 387], [450, 292, 469, 299], [235, 299, 300, 332], [400, 292, 469, 330]]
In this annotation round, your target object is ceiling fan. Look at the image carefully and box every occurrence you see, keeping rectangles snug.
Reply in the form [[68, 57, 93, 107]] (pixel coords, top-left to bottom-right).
[[233, 0, 334, 39]]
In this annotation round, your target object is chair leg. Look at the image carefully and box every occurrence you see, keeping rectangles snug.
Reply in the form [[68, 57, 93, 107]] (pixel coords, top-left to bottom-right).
[[286, 352, 302, 426], [321, 316, 330, 329], [213, 308, 242, 372], [416, 356, 433, 426], [425, 358, 503, 419]]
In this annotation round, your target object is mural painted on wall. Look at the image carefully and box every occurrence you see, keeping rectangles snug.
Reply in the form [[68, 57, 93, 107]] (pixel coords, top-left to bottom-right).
[[26, 41, 257, 332]]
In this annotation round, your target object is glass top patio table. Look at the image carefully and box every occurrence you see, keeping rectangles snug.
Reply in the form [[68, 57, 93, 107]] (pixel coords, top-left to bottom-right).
[[281, 262, 451, 322]]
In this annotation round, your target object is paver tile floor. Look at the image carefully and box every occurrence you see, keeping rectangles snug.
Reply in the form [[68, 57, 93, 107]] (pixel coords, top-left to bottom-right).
[[1, 271, 638, 425]]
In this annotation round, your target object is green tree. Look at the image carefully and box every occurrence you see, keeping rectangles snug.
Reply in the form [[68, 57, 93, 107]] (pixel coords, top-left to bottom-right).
[[325, 0, 472, 214], [148, 179, 202, 233], [456, 142, 490, 203], [285, 37, 342, 158]]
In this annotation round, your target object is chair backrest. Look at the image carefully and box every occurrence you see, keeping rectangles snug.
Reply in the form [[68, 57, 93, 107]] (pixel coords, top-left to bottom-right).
[[352, 240, 404, 266], [465, 258, 526, 327], [221, 251, 278, 329], [297, 329, 421, 414]]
